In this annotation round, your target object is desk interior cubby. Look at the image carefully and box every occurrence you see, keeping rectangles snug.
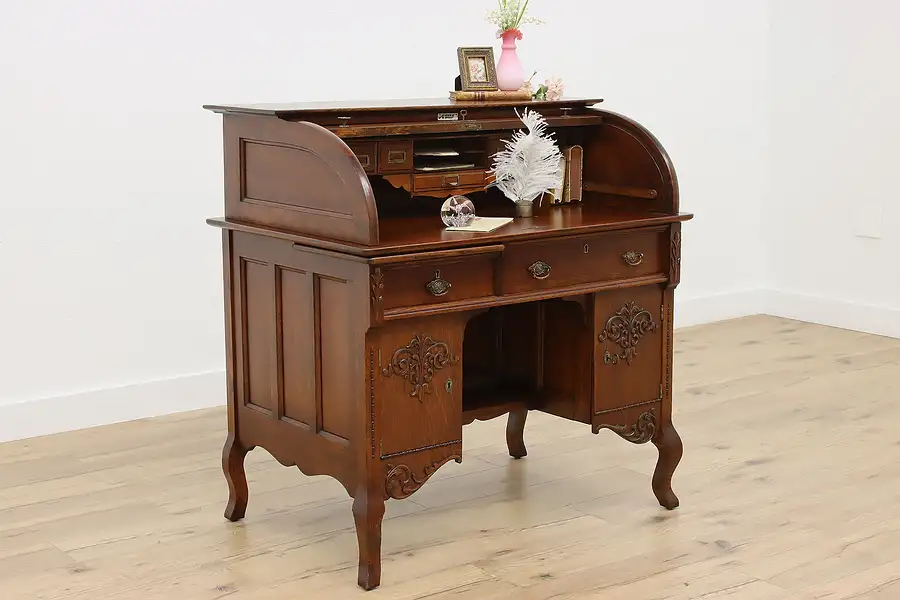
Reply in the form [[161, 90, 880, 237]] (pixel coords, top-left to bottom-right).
[[360, 127, 590, 217], [461, 298, 594, 425]]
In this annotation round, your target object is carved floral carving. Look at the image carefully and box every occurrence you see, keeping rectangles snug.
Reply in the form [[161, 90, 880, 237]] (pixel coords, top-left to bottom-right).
[[384, 455, 461, 499], [670, 227, 682, 286], [596, 411, 657, 444], [370, 269, 384, 316], [598, 302, 658, 365], [381, 334, 459, 402]]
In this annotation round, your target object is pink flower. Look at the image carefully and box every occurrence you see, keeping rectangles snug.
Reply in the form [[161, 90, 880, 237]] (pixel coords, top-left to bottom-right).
[[544, 77, 564, 101]]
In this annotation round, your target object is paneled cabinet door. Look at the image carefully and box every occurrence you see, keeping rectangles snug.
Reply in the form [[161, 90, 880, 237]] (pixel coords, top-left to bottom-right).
[[593, 286, 665, 419], [372, 316, 464, 461]]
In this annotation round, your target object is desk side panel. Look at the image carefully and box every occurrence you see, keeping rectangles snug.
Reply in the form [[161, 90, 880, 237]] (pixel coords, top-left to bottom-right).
[[224, 115, 379, 245], [228, 231, 369, 494]]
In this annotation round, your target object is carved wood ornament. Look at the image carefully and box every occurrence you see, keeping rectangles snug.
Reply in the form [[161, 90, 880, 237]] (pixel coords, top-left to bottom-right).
[[381, 334, 459, 402], [598, 301, 659, 365], [670, 226, 682, 286], [384, 455, 461, 499], [596, 411, 657, 444], [370, 269, 385, 316]]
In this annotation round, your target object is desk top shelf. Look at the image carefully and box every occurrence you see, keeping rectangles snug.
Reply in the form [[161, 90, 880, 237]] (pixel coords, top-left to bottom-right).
[[203, 96, 604, 118]]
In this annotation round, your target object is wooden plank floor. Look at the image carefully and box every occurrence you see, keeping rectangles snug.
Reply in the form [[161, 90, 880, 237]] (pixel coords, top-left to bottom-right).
[[2, 315, 900, 599]]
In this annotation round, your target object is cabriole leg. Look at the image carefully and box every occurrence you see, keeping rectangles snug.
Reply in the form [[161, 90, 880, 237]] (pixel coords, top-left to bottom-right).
[[506, 408, 528, 459], [352, 484, 386, 590], [652, 421, 683, 510], [222, 433, 249, 521]]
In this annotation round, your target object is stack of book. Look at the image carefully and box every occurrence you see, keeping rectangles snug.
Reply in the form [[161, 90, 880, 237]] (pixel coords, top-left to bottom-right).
[[449, 89, 533, 102], [546, 145, 584, 205]]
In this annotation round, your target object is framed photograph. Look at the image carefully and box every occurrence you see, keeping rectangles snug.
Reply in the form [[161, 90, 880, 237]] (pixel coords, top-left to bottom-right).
[[457, 47, 498, 91]]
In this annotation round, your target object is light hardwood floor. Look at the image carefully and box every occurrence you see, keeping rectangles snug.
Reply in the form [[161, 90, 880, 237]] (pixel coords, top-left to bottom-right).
[[2, 315, 900, 599]]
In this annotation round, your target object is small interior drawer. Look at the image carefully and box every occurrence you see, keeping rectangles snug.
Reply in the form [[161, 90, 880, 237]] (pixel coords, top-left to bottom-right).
[[413, 169, 485, 192], [348, 142, 376, 173], [379, 141, 413, 173], [499, 229, 665, 294]]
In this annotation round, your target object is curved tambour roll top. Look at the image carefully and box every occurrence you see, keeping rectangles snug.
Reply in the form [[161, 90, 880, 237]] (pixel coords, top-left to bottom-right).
[[582, 109, 680, 214], [208, 99, 680, 248], [222, 115, 380, 245]]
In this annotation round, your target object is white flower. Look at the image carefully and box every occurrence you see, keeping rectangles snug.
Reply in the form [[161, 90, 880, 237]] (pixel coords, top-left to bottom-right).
[[485, 0, 544, 33]]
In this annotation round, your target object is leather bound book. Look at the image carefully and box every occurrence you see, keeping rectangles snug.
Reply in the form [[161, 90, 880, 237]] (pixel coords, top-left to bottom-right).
[[547, 145, 584, 204], [450, 89, 533, 102], [547, 153, 567, 204], [563, 145, 583, 203]]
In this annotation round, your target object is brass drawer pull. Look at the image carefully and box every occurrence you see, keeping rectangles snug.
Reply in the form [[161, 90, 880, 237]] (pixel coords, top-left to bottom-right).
[[337, 116, 352, 128], [622, 251, 644, 266], [356, 154, 371, 168], [527, 260, 552, 280], [443, 174, 460, 187], [387, 150, 408, 164], [425, 270, 451, 297]]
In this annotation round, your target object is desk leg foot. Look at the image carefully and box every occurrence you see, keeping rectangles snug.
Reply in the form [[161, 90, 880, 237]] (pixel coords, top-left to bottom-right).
[[652, 422, 683, 510], [222, 433, 249, 522], [506, 408, 528, 459], [353, 485, 385, 590]]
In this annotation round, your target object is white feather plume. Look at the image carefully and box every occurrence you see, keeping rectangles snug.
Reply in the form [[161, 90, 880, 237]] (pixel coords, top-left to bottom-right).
[[487, 108, 563, 205]]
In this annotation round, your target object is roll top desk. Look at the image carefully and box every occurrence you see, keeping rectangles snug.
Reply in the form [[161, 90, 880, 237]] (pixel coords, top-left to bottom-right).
[[204, 97, 692, 590]]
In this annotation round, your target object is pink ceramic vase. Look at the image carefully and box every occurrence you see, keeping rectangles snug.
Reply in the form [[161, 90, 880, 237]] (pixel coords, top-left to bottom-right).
[[496, 30, 525, 91]]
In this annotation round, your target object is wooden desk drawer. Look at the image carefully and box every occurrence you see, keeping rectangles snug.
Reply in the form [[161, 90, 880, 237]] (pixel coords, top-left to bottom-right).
[[413, 169, 485, 192], [499, 229, 664, 294], [348, 142, 376, 173], [377, 248, 500, 312], [379, 141, 413, 173]]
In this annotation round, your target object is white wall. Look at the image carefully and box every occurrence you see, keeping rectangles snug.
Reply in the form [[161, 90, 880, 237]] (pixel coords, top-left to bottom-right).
[[766, 1, 900, 338], [0, 0, 770, 441]]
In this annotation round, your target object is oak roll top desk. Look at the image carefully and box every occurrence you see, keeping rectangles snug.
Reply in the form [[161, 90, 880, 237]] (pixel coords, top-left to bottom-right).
[[204, 97, 692, 591]]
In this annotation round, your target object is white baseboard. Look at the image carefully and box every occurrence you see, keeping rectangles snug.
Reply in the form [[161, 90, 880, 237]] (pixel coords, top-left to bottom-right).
[[674, 289, 768, 329], [761, 290, 900, 340], [0, 290, 768, 444], [3, 288, 894, 444], [0, 370, 225, 443]]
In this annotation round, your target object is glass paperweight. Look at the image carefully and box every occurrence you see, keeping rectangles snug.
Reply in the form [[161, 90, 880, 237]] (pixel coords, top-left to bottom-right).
[[440, 195, 476, 228]]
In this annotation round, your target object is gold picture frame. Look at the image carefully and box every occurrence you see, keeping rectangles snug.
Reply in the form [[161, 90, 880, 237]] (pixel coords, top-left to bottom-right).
[[457, 47, 498, 91]]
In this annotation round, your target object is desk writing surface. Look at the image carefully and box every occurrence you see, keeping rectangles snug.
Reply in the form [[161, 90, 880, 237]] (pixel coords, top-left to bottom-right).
[[208, 206, 692, 258], [376, 205, 692, 255]]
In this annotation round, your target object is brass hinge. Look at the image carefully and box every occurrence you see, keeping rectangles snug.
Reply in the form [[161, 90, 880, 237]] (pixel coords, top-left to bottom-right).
[[659, 384, 664, 400]]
